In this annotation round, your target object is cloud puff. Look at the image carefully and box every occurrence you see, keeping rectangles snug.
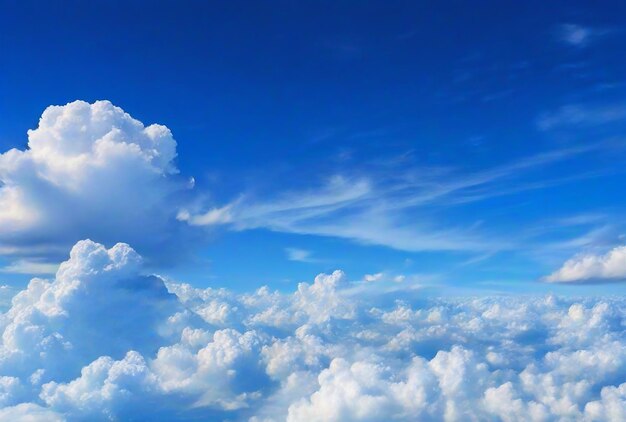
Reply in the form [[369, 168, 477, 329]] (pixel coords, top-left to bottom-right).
[[0, 240, 625, 420], [555, 24, 612, 48], [545, 245, 626, 283], [0, 240, 181, 392], [557, 24, 594, 47], [0, 100, 193, 263], [284, 248, 317, 263]]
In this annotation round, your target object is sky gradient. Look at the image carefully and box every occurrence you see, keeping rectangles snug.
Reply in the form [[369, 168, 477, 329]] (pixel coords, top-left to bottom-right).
[[2, 2, 626, 296], [1, 1, 626, 421]]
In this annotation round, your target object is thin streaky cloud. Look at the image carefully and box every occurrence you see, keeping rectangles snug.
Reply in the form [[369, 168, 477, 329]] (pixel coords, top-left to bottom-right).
[[181, 143, 617, 254], [0, 259, 58, 275]]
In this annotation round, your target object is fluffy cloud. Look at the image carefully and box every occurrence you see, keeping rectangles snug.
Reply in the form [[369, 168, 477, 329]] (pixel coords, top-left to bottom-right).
[[0, 240, 181, 385], [545, 245, 626, 283], [0, 100, 193, 263], [0, 240, 625, 420]]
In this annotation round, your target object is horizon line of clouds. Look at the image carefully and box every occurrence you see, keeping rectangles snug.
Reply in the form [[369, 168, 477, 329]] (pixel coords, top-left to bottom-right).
[[0, 238, 624, 419]]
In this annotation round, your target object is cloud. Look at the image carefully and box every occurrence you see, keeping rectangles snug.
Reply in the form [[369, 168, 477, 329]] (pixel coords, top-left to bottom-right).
[[0, 239, 182, 395], [0, 260, 58, 275], [0, 240, 624, 420], [363, 273, 384, 283], [362, 272, 406, 283], [0, 100, 194, 265], [557, 24, 594, 47], [545, 245, 626, 283], [537, 104, 626, 130], [179, 146, 602, 254], [285, 248, 317, 263], [555, 24, 611, 48]]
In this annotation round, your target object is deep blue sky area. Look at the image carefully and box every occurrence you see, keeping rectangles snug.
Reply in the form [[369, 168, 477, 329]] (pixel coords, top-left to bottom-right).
[[2, 1, 626, 294]]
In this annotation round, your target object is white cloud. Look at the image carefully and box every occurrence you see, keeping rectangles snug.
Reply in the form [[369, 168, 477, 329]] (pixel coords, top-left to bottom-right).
[[0, 100, 193, 264], [0, 239, 181, 383], [179, 145, 606, 255], [362, 272, 406, 283], [285, 248, 316, 263], [363, 273, 384, 283], [0, 260, 58, 275], [0, 240, 624, 420], [584, 383, 626, 421], [545, 245, 626, 283]]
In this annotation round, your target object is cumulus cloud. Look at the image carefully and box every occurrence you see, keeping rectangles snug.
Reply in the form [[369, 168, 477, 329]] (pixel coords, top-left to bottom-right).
[[545, 245, 626, 283], [0, 240, 624, 420], [0, 100, 194, 264]]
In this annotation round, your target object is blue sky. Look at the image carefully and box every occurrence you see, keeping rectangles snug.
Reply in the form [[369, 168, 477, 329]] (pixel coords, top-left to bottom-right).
[[3, 3, 626, 421], [2, 0, 626, 295]]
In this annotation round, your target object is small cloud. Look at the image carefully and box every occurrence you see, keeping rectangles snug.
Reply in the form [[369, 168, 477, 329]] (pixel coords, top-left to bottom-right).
[[0, 259, 58, 275], [393, 275, 406, 283], [177, 204, 233, 226], [544, 245, 626, 283], [285, 248, 317, 263], [362, 272, 406, 283], [537, 104, 626, 130], [555, 23, 614, 48], [363, 272, 384, 283], [557, 24, 594, 47]]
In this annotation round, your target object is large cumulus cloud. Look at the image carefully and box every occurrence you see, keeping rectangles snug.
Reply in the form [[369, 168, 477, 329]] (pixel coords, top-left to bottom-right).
[[0, 100, 193, 262], [0, 240, 624, 421]]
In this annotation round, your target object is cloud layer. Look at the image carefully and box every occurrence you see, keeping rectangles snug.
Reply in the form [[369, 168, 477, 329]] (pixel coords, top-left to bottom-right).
[[0, 240, 624, 420], [0, 100, 192, 263]]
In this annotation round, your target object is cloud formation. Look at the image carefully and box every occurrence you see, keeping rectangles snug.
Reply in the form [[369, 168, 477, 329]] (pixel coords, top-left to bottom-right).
[[556, 24, 595, 47], [0, 100, 193, 263], [545, 245, 626, 283], [537, 104, 626, 131], [179, 145, 604, 255], [0, 240, 624, 420]]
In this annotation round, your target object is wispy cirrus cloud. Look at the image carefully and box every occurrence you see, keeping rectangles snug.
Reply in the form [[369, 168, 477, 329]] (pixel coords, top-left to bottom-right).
[[537, 103, 626, 130], [179, 143, 617, 254], [0, 259, 58, 275]]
